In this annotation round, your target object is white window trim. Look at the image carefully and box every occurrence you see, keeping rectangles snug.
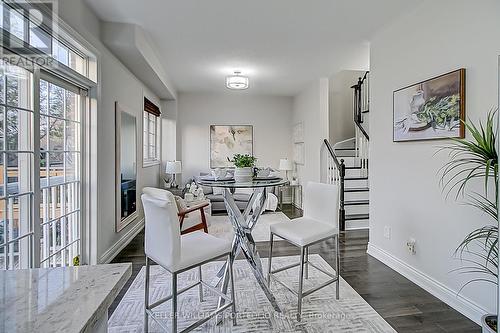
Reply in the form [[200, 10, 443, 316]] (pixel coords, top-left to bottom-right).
[[142, 109, 160, 168]]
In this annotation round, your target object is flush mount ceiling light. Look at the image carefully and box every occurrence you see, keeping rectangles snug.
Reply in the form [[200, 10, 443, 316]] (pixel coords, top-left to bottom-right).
[[226, 71, 249, 90]]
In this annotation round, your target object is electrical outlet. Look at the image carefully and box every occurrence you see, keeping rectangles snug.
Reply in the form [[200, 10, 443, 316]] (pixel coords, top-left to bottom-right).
[[383, 226, 391, 239], [407, 238, 416, 254]]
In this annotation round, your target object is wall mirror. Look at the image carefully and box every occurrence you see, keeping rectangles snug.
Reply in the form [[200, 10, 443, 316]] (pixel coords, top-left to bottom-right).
[[116, 102, 138, 232]]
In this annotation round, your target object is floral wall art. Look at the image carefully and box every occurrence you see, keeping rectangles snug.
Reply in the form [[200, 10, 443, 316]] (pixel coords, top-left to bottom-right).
[[393, 69, 465, 142], [210, 125, 253, 168]]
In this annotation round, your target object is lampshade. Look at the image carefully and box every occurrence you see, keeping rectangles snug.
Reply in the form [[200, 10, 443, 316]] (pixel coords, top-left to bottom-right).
[[165, 160, 182, 174], [279, 158, 293, 171]]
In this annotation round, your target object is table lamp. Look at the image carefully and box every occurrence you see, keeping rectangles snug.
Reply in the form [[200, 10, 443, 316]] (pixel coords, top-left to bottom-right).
[[279, 158, 293, 180], [166, 160, 182, 188]]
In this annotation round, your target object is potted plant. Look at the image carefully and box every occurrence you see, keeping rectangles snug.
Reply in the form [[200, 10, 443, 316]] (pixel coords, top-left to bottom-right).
[[439, 110, 498, 333], [230, 154, 257, 182]]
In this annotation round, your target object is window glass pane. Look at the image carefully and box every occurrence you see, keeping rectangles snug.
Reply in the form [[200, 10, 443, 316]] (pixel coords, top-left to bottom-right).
[[9, 8, 25, 41], [49, 83, 64, 118], [6, 152, 32, 196], [53, 41, 69, 66], [64, 153, 78, 182], [65, 121, 78, 151], [6, 108, 32, 151], [48, 118, 63, 151], [0, 106, 4, 149], [47, 152, 64, 184], [39, 80, 48, 114], [29, 21, 51, 50], [40, 115, 48, 151], [68, 50, 85, 76], [5, 66, 32, 110], [0, 71, 4, 105], [65, 90, 79, 122]]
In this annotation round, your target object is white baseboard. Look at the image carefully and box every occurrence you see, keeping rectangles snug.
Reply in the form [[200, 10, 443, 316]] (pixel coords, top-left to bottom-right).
[[367, 242, 488, 325], [100, 218, 144, 264]]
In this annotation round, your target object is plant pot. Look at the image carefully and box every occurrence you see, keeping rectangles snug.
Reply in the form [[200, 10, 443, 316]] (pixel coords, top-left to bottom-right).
[[234, 167, 253, 182], [482, 314, 497, 333]]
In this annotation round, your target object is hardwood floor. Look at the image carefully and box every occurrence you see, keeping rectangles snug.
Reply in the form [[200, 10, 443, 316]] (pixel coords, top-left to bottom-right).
[[110, 205, 479, 332]]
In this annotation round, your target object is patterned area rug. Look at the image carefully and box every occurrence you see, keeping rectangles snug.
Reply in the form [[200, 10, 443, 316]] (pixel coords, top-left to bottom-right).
[[207, 212, 290, 242], [109, 255, 396, 332]]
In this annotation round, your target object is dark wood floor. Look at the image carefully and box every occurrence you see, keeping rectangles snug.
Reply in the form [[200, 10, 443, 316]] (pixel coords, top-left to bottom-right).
[[110, 205, 479, 332]]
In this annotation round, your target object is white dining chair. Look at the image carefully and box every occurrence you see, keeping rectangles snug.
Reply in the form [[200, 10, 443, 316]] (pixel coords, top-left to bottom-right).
[[141, 188, 236, 332], [267, 181, 340, 321]]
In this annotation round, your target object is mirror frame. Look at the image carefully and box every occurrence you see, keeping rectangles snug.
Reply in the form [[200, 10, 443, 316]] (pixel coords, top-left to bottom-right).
[[115, 101, 138, 232]]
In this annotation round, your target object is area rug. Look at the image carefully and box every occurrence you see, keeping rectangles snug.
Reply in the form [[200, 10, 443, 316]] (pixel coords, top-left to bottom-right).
[[108, 255, 396, 332], [207, 212, 290, 242]]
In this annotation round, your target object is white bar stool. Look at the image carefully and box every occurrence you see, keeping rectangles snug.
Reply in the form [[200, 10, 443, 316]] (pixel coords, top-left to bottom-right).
[[141, 188, 237, 332], [267, 181, 340, 321]]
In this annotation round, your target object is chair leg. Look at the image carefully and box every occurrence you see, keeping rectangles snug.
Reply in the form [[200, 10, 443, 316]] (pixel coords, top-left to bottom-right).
[[198, 265, 204, 302], [229, 255, 237, 326], [144, 257, 150, 333], [297, 246, 305, 322], [171, 272, 178, 333], [335, 234, 340, 300], [267, 232, 274, 287], [304, 246, 309, 279]]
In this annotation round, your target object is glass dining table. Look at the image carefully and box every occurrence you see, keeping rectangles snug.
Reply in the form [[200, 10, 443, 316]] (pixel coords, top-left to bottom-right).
[[197, 177, 289, 314]]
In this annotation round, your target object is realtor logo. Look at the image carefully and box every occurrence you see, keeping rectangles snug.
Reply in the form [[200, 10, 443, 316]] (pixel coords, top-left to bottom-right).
[[1, 0, 58, 67]]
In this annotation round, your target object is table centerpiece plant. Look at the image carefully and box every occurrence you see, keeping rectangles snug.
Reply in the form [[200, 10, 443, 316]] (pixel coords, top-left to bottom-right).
[[438, 109, 498, 333], [230, 154, 257, 182]]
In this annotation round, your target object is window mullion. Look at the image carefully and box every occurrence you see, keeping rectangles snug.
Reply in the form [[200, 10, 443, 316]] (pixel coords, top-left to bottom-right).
[[32, 67, 41, 268]]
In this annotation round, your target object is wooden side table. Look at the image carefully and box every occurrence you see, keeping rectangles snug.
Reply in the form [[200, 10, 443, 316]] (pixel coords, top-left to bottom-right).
[[278, 184, 302, 210]]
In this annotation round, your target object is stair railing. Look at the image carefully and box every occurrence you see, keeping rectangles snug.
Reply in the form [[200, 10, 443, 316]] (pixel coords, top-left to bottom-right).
[[324, 138, 346, 231], [352, 71, 370, 178]]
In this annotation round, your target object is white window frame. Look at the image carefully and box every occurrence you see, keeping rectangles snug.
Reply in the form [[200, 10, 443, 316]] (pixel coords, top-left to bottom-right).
[[0, 1, 98, 268], [143, 109, 160, 167]]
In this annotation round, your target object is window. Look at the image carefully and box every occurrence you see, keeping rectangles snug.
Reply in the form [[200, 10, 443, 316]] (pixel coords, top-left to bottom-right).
[[143, 97, 160, 165], [0, 2, 96, 270]]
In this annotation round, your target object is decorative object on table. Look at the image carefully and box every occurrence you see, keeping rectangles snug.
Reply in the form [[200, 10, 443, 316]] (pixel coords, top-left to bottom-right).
[[438, 110, 497, 333], [394, 68, 465, 142], [210, 125, 253, 168], [185, 182, 205, 201], [290, 176, 299, 186], [165, 160, 182, 188], [256, 167, 272, 178], [230, 153, 257, 182], [211, 168, 227, 180], [279, 158, 293, 180]]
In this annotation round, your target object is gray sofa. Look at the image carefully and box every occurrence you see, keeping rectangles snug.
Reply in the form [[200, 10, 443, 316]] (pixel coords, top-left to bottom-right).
[[196, 175, 276, 214]]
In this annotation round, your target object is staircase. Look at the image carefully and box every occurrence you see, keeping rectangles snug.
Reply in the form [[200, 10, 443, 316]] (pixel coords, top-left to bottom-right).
[[324, 72, 369, 231]]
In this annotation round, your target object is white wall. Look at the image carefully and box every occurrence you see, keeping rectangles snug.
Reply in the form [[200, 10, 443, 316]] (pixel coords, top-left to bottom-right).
[[58, 0, 164, 263], [292, 78, 329, 185], [329, 70, 364, 144], [177, 92, 293, 181], [369, 0, 500, 322]]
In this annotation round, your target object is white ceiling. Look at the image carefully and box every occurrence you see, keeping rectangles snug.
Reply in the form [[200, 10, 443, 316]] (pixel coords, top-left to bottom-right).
[[85, 0, 415, 96]]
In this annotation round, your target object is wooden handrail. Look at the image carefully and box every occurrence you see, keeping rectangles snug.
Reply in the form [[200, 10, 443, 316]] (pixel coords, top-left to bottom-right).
[[352, 71, 370, 141]]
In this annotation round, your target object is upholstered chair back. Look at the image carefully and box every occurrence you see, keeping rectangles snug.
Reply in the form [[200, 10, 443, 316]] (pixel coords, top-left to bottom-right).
[[303, 182, 340, 228], [141, 187, 181, 270]]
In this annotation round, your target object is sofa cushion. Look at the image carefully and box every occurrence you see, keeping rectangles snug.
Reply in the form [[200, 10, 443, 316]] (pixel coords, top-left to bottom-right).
[[233, 194, 250, 202], [206, 194, 224, 202]]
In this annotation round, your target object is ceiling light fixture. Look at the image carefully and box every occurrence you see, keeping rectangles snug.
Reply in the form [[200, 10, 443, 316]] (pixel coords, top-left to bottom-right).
[[226, 71, 249, 90]]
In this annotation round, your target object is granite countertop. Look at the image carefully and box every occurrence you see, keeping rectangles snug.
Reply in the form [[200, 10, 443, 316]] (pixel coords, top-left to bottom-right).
[[0, 263, 132, 333]]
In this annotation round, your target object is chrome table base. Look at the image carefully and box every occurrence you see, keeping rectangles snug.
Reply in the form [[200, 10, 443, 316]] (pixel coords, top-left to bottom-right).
[[211, 187, 282, 316]]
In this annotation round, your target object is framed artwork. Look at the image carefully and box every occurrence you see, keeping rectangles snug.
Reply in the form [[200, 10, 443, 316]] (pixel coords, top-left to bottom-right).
[[210, 125, 253, 168], [393, 68, 465, 142], [293, 122, 304, 143], [293, 143, 305, 165]]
